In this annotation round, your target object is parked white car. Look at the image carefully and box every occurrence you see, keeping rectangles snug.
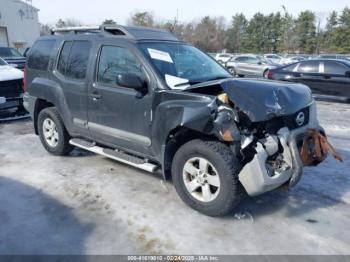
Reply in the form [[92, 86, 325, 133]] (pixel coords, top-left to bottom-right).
[[280, 56, 306, 65], [215, 53, 233, 64], [0, 57, 24, 114], [263, 54, 282, 64]]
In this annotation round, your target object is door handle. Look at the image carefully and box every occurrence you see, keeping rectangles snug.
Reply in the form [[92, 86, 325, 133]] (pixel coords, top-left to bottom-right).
[[90, 91, 102, 100], [293, 73, 302, 77], [323, 75, 331, 80]]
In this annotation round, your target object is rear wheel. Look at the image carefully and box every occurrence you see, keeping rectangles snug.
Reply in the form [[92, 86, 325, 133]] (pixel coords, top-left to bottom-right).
[[228, 67, 236, 76], [263, 69, 269, 78], [172, 139, 243, 216], [38, 107, 74, 156]]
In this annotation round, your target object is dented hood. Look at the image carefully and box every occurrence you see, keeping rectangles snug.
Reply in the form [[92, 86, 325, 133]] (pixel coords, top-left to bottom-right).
[[188, 78, 313, 122]]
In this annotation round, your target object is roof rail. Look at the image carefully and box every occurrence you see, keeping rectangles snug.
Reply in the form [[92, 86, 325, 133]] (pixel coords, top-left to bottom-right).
[[50, 25, 179, 41], [51, 25, 133, 37]]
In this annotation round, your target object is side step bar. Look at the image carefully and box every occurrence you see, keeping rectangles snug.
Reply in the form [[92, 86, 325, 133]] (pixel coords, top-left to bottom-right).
[[69, 138, 158, 173]]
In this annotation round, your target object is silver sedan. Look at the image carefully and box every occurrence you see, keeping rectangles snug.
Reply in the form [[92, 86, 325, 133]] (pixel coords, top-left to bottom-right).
[[225, 54, 280, 78]]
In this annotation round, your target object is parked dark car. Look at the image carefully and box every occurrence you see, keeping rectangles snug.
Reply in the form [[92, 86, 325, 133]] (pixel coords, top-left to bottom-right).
[[24, 25, 330, 216], [268, 59, 350, 102], [0, 47, 26, 70]]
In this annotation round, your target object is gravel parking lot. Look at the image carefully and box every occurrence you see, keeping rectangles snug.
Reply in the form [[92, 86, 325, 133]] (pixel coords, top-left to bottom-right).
[[0, 101, 349, 255]]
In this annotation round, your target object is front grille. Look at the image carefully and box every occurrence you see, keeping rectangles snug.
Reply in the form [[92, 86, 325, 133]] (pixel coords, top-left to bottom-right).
[[283, 107, 310, 130], [264, 106, 310, 134], [0, 80, 23, 98]]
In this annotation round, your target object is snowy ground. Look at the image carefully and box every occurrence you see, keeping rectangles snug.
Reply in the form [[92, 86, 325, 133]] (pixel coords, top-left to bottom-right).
[[0, 101, 349, 255]]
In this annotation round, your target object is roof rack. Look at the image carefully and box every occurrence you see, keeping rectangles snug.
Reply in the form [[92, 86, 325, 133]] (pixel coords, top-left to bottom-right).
[[50, 25, 179, 41], [51, 25, 132, 37]]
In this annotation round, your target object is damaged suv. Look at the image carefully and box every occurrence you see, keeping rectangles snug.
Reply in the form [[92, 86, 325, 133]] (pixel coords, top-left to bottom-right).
[[24, 25, 340, 216]]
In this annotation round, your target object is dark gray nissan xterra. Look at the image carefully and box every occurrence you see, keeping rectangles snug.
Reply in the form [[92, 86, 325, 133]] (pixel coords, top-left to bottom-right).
[[24, 25, 329, 216]]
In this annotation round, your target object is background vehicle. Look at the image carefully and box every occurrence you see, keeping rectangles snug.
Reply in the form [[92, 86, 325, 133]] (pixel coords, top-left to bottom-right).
[[280, 55, 306, 65], [0, 47, 26, 70], [317, 54, 350, 61], [268, 59, 350, 103], [225, 54, 279, 77], [264, 54, 282, 64], [215, 53, 233, 64], [24, 25, 329, 216], [0, 57, 24, 116]]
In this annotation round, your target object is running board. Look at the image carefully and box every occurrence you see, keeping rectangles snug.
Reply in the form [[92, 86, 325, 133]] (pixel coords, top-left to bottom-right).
[[69, 138, 158, 173]]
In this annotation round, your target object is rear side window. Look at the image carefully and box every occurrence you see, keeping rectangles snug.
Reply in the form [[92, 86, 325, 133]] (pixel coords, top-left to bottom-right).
[[324, 61, 349, 75], [282, 63, 298, 71], [57, 41, 73, 75], [298, 61, 319, 73], [234, 56, 247, 62], [28, 40, 56, 70], [57, 41, 91, 80]]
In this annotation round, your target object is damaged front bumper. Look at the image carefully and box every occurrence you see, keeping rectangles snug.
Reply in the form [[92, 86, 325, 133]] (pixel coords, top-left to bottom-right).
[[238, 102, 325, 196]]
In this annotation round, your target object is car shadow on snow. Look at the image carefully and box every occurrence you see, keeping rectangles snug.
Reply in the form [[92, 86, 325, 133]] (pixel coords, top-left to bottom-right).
[[0, 176, 94, 255], [235, 148, 349, 220]]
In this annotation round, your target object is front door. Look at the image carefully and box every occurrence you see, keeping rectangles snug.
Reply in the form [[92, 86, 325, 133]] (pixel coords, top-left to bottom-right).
[[87, 45, 153, 155]]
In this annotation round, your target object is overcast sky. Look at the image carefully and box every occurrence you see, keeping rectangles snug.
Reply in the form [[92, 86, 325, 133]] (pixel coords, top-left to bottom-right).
[[32, 0, 349, 26]]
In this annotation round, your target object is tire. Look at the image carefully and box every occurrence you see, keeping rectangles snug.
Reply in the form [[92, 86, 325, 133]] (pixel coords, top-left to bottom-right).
[[228, 67, 236, 76], [172, 139, 243, 216], [38, 107, 74, 156], [263, 69, 269, 78]]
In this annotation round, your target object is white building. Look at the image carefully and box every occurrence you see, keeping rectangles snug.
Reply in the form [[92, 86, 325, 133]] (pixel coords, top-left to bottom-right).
[[0, 0, 40, 53]]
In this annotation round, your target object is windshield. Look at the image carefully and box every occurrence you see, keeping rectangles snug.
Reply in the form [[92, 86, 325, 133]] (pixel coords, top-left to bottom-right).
[[0, 47, 23, 58], [138, 42, 231, 89], [0, 58, 7, 66]]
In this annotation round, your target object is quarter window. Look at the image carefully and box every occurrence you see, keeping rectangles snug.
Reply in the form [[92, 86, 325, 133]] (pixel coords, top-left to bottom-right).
[[27, 40, 56, 71], [97, 46, 143, 85]]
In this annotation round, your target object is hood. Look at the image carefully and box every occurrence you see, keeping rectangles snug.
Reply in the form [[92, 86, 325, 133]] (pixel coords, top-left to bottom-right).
[[186, 78, 313, 122], [2, 57, 25, 61], [0, 65, 24, 81]]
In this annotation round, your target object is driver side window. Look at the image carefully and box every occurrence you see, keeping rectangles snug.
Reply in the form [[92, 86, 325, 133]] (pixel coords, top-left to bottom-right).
[[97, 46, 143, 85]]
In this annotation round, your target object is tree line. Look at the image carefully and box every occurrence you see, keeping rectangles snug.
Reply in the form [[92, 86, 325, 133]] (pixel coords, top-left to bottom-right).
[[41, 6, 350, 54]]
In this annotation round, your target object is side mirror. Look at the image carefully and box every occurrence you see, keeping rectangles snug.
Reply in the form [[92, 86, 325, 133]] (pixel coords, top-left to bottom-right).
[[345, 71, 350, 78], [257, 61, 262, 65], [117, 73, 147, 93]]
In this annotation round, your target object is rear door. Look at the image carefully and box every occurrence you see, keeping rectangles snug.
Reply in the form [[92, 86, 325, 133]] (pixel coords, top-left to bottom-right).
[[54, 40, 92, 137], [292, 60, 323, 92], [245, 56, 263, 76], [320, 60, 350, 99], [235, 56, 250, 75]]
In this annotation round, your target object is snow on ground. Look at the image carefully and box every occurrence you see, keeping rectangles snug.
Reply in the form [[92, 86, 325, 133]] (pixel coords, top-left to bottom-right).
[[0, 101, 349, 255]]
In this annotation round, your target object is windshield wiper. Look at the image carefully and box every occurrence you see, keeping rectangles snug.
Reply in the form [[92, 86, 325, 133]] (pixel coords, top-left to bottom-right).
[[174, 81, 200, 87], [204, 76, 230, 82]]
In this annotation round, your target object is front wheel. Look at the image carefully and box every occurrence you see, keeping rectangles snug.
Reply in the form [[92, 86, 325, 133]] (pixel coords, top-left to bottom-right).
[[172, 140, 243, 216], [38, 107, 74, 156]]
